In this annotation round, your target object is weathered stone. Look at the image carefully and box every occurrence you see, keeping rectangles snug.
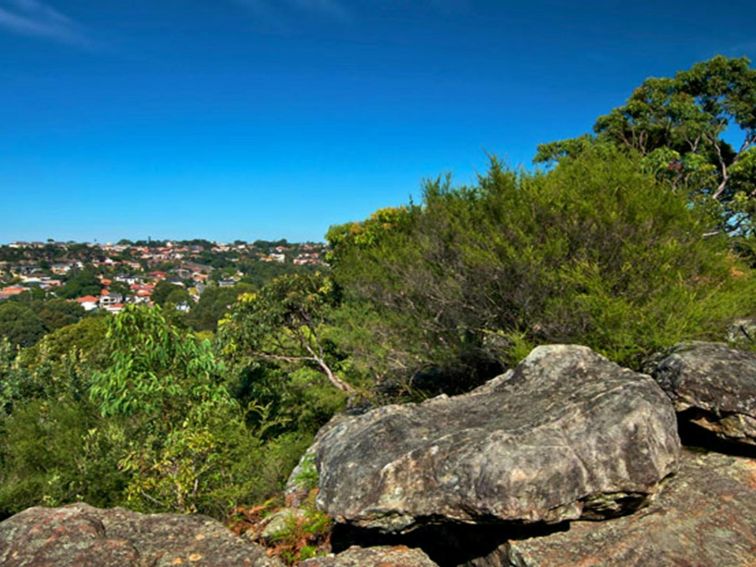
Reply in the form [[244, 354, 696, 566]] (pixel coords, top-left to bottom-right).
[[0, 502, 282, 567], [312, 345, 680, 533], [497, 450, 756, 567], [301, 545, 438, 566], [653, 342, 756, 446]]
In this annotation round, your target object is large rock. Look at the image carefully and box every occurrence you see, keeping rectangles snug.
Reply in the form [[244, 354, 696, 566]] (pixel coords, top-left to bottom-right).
[[311, 345, 680, 533], [0, 502, 282, 567], [653, 342, 756, 446], [301, 545, 438, 566], [498, 450, 756, 567]]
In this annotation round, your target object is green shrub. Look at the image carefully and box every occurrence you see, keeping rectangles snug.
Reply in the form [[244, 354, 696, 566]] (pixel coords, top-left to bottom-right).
[[328, 148, 754, 392], [0, 398, 127, 515], [0, 306, 321, 520]]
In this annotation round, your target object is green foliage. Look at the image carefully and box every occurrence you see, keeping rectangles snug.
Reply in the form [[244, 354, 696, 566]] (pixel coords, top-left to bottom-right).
[[535, 55, 755, 237], [33, 299, 86, 332], [0, 302, 46, 347], [260, 490, 332, 566], [238, 260, 315, 288], [273, 505, 332, 565], [89, 305, 234, 423], [19, 315, 110, 375], [0, 398, 127, 513], [325, 206, 413, 266], [0, 338, 22, 416], [58, 268, 102, 299], [109, 281, 131, 298], [291, 452, 318, 493], [117, 409, 261, 516], [164, 287, 191, 306], [0, 296, 86, 348], [85, 306, 312, 516], [186, 283, 255, 332], [151, 281, 185, 307], [0, 302, 330, 519], [219, 272, 355, 394], [329, 148, 753, 393]]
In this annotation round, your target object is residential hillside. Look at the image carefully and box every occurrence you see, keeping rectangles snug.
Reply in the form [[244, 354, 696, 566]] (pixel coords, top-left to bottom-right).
[[0, 239, 327, 345]]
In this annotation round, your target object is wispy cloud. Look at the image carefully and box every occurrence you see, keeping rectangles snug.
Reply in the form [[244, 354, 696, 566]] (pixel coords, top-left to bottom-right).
[[0, 0, 88, 45], [233, 0, 351, 29]]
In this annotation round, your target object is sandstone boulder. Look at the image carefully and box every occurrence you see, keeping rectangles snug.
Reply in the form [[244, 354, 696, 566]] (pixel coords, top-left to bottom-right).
[[0, 502, 282, 567], [653, 342, 756, 446], [301, 545, 438, 566], [497, 450, 756, 567], [312, 345, 680, 533]]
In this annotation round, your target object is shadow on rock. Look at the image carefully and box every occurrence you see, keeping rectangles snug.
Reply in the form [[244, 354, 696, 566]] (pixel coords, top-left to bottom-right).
[[331, 520, 570, 567], [678, 409, 756, 459]]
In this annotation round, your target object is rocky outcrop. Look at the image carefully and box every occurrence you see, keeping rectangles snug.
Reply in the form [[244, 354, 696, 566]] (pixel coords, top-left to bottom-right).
[[0, 502, 282, 567], [497, 450, 756, 567], [301, 545, 438, 566], [311, 345, 680, 533], [653, 342, 756, 446]]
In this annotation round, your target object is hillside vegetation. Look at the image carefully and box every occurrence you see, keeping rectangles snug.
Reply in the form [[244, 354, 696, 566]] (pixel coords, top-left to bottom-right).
[[0, 56, 753, 526]]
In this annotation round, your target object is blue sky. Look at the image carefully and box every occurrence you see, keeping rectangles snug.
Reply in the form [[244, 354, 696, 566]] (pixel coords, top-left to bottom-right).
[[1, 0, 754, 243]]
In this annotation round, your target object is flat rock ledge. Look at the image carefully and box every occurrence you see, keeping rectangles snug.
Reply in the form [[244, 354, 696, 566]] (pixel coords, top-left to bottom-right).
[[311, 345, 681, 533], [493, 450, 756, 567], [301, 545, 438, 566], [0, 502, 282, 567], [653, 342, 756, 446]]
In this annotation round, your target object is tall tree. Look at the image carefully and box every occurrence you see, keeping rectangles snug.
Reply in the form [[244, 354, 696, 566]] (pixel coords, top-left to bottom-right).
[[535, 56, 755, 235]]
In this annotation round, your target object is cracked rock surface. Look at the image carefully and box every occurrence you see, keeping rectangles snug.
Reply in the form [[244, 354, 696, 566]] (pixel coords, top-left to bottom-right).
[[653, 342, 756, 446], [496, 450, 756, 567], [301, 545, 438, 566], [0, 502, 282, 567], [312, 345, 681, 533]]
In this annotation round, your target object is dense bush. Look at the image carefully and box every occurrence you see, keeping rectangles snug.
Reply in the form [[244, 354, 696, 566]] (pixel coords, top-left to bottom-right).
[[0, 303, 46, 348], [328, 148, 754, 393], [0, 306, 332, 519]]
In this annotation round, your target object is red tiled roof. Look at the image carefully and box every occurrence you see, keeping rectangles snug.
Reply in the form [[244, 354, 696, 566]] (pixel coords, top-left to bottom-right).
[[0, 286, 27, 295]]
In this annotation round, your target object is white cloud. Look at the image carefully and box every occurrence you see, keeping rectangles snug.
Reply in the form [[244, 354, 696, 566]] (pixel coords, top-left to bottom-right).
[[0, 0, 87, 45]]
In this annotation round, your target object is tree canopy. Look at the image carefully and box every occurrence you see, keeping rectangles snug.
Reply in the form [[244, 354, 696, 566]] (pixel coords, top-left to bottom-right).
[[0, 303, 46, 348], [219, 273, 354, 394], [535, 56, 755, 238]]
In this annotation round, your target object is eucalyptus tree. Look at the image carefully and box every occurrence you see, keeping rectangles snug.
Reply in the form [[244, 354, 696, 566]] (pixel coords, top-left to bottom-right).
[[536, 56, 755, 235]]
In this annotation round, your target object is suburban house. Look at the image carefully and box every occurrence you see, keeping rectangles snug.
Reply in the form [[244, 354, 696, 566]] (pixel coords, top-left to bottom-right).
[[99, 293, 124, 307], [75, 295, 100, 312]]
